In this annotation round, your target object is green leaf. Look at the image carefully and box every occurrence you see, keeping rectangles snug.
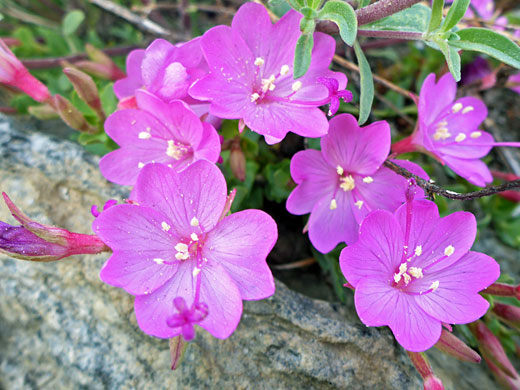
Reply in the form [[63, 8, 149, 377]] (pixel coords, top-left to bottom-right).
[[317, 0, 357, 46], [427, 0, 445, 33], [62, 10, 85, 36], [441, 0, 470, 32], [293, 32, 314, 79], [359, 0, 371, 8], [353, 42, 374, 125], [100, 83, 118, 116], [285, 0, 305, 10], [438, 39, 461, 81], [362, 4, 431, 33], [450, 28, 520, 69]]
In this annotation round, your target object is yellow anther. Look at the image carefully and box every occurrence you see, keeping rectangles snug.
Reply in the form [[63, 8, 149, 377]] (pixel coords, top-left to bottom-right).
[[336, 165, 344, 175], [291, 81, 302, 92], [166, 140, 185, 160], [462, 106, 474, 114], [452, 103, 463, 113], [340, 175, 355, 191], [429, 280, 440, 292], [414, 245, 422, 256], [192, 267, 201, 277], [250, 93, 260, 102], [190, 232, 199, 241], [153, 258, 165, 265], [254, 57, 265, 66], [362, 176, 374, 184], [175, 252, 190, 261], [138, 162, 145, 169], [470, 131, 482, 139], [403, 273, 411, 285], [175, 243, 188, 252], [138, 131, 151, 139], [280, 64, 290, 75], [409, 267, 423, 279], [354, 200, 364, 209], [329, 199, 338, 210], [455, 133, 467, 142], [444, 245, 455, 256], [161, 221, 171, 232], [190, 217, 199, 227]]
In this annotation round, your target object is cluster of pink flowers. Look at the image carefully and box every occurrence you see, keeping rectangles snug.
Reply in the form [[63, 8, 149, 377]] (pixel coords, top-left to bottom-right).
[[0, 1, 510, 367]]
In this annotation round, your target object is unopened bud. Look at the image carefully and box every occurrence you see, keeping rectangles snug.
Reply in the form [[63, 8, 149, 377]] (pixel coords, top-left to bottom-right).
[[230, 140, 246, 181], [0, 193, 109, 261], [485, 356, 520, 389], [74, 61, 123, 81], [470, 321, 519, 379], [407, 351, 444, 390], [51, 94, 97, 134], [434, 329, 481, 363], [169, 335, 187, 370], [423, 375, 444, 390], [493, 303, 520, 331], [484, 283, 520, 300], [63, 67, 105, 120], [28, 104, 58, 120], [85, 44, 125, 80]]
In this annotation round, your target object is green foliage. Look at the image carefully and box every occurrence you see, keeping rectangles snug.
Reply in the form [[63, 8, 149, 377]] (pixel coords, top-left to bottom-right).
[[62, 10, 85, 36], [353, 42, 374, 125], [317, 0, 357, 45], [363, 4, 431, 33], [440, 0, 470, 33], [427, 0, 444, 33], [293, 31, 315, 79]]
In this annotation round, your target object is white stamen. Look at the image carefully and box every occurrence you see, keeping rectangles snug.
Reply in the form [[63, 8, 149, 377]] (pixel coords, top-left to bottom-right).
[[175, 252, 190, 261], [291, 81, 302, 92], [280, 64, 290, 75], [399, 263, 408, 274], [363, 176, 374, 184], [462, 106, 474, 114], [153, 258, 164, 265], [429, 280, 440, 292], [161, 221, 171, 232], [250, 93, 260, 102], [254, 57, 265, 66], [403, 273, 411, 285], [394, 273, 402, 283], [261, 75, 276, 93], [336, 165, 344, 175], [452, 103, 463, 113], [174, 243, 189, 252], [190, 232, 199, 241], [414, 245, 422, 256], [340, 175, 355, 191], [433, 127, 451, 141], [470, 131, 482, 139], [354, 200, 364, 209], [409, 267, 423, 279], [138, 162, 145, 169], [166, 140, 185, 160], [192, 267, 201, 277], [138, 131, 151, 139], [444, 245, 455, 257], [330, 199, 337, 210], [190, 217, 199, 227], [455, 133, 466, 142]]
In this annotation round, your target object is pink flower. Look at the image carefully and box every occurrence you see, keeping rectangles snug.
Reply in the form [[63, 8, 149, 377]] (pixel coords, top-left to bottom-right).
[[113, 38, 210, 114], [0, 39, 50, 102], [392, 73, 520, 187], [93, 161, 278, 339], [340, 197, 500, 352], [99, 90, 221, 186], [286, 114, 428, 253], [508, 73, 520, 94], [189, 2, 349, 144]]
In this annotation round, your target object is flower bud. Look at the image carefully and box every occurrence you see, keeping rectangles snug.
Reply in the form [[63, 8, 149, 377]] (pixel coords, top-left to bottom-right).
[[407, 351, 445, 390], [470, 321, 519, 379], [485, 356, 520, 389], [493, 303, 520, 331], [0, 39, 51, 103], [484, 283, 520, 300], [434, 329, 481, 363], [169, 335, 187, 370], [27, 104, 58, 120], [230, 140, 246, 181], [51, 94, 97, 134], [0, 192, 109, 262], [423, 375, 444, 390], [63, 67, 105, 120], [74, 61, 123, 81], [85, 44, 125, 80]]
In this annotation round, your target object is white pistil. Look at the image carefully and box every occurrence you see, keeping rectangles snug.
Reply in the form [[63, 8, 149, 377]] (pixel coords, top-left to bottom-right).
[[254, 57, 265, 66], [336, 165, 344, 175], [429, 280, 440, 292], [153, 258, 165, 265], [354, 200, 364, 209], [455, 133, 466, 142], [250, 93, 260, 102], [261, 75, 276, 93], [414, 245, 422, 256], [190, 232, 199, 241], [190, 217, 199, 227], [280, 64, 290, 76], [452, 103, 463, 113], [138, 131, 151, 139], [291, 81, 302, 92], [409, 267, 423, 279], [329, 199, 337, 210], [166, 140, 184, 160], [138, 162, 145, 169], [433, 127, 451, 141], [340, 175, 355, 191], [362, 176, 374, 184], [192, 267, 201, 277], [470, 131, 482, 139], [462, 106, 474, 114], [444, 245, 455, 256], [161, 221, 171, 232]]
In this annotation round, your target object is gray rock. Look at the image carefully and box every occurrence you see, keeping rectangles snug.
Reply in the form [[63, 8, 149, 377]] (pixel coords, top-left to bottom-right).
[[0, 115, 497, 389]]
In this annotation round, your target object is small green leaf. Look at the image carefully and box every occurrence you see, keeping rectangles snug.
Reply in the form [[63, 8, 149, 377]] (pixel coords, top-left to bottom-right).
[[438, 39, 461, 81], [317, 0, 357, 46], [362, 4, 431, 33], [427, 0, 445, 33], [450, 28, 520, 69], [441, 0, 470, 32], [100, 83, 118, 116], [293, 32, 314, 79], [306, 0, 323, 10], [359, 0, 371, 8], [62, 10, 85, 36], [353, 42, 374, 125], [285, 0, 305, 10]]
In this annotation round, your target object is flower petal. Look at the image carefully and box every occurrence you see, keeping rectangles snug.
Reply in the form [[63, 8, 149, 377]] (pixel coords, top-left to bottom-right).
[[419, 73, 457, 126], [441, 155, 493, 187], [113, 49, 145, 99]]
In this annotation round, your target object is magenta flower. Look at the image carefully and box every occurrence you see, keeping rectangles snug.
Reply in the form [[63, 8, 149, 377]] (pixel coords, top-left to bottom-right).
[[392, 73, 520, 187], [93, 161, 277, 339], [340, 198, 500, 352], [189, 2, 350, 144], [508, 73, 520, 94], [113, 38, 209, 113], [99, 90, 221, 186], [286, 114, 428, 253], [0, 39, 50, 103]]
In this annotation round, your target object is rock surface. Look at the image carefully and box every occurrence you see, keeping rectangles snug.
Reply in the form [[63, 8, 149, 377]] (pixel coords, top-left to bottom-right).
[[0, 116, 498, 389]]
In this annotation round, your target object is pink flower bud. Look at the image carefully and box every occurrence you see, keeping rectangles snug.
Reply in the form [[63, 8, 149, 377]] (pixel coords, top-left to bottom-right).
[[407, 351, 444, 390], [27, 104, 58, 120], [484, 283, 520, 300], [470, 321, 519, 379], [0, 193, 109, 262], [230, 139, 246, 181], [485, 356, 520, 390], [423, 375, 444, 390], [85, 44, 125, 80], [63, 67, 105, 120], [493, 303, 520, 331], [434, 329, 481, 363], [0, 39, 51, 103], [51, 94, 97, 134], [74, 61, 124, 81]]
